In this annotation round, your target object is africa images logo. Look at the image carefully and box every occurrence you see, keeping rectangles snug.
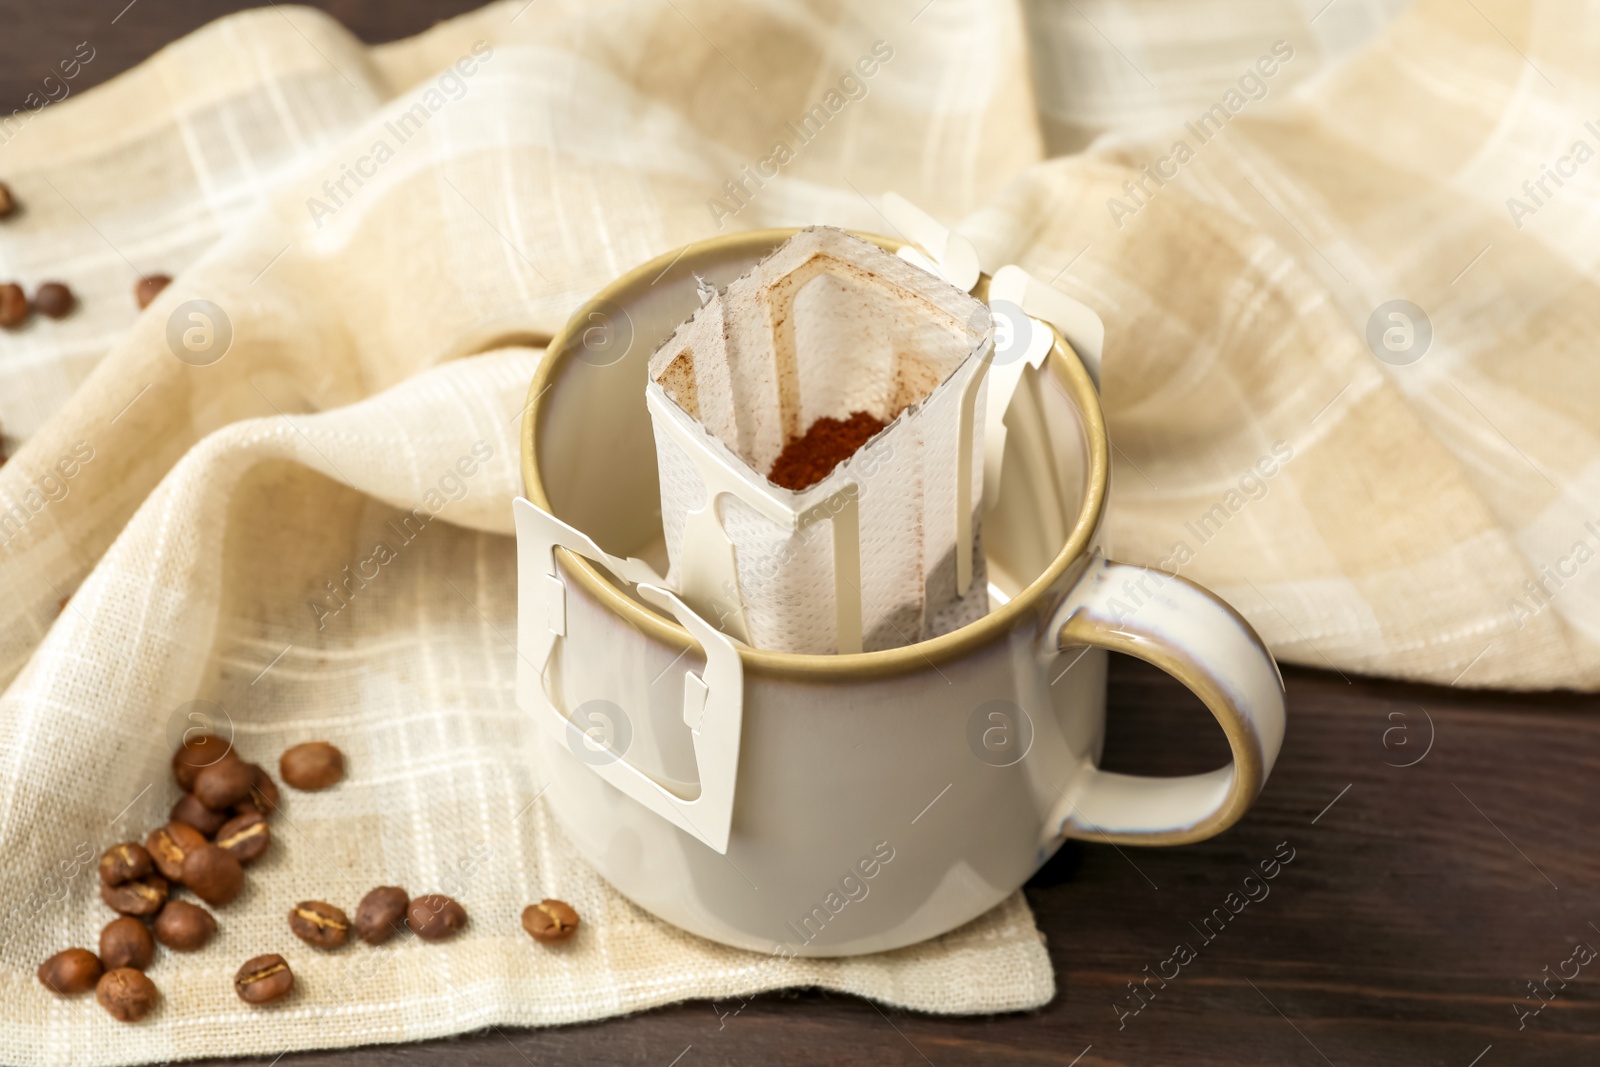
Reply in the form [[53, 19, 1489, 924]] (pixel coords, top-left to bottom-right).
[[1104, 41, 1295, 229], [304, 42, 493, 229], [705, 41, 895, 229]]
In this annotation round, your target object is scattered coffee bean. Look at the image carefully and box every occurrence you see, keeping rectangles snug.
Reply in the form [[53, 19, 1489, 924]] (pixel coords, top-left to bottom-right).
[[99, 916, 155, 971], [38, 948, 102, 995], [407, 894, 467, 941], [97, 967, 158, 1022], [146, 821, 207, 883], [0, 283, 26, 328], [154, 900, 216, 952], [33, 281, 74, 319], [234, 954, 293, 1005], [280, 741, 344, 791], [215, 810, 270, 864], [521, 899, 580, 944], [170, 792, 229, 837], [134, 274, 170, 310], [99, 843, 153, 887], [242, 763, 281, 818], [289, 901, 350, 949], [354, 886, 409, 945], [101, 874, 168, 917], [0, 182, 15, 219], [172, 732, 235, 791], [180, 843, 244, 907], [194, 758, 255, 810]]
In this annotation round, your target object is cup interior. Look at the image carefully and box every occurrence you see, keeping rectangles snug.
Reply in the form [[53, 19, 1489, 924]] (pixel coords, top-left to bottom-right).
[[524, 229, 1105, 666]]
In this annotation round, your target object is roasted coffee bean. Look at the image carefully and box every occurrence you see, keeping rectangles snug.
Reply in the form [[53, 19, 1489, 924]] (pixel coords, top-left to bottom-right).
[[407, 894, 467, 941], [134, 274, 170, 310], [101, 919, 152, 972], [172, 732, 235, 791], [99, 842, 153, 886], [354, 886, 409, 945], [0, 182, 15, 219], [194, 758, 255, 810], [238, 780, 272, 815], [241, 763, 280, 817], [289, 901, 350, 949], [280, 741, 344, 791], [0, 283, 26, 328], [231, 784, 278, 819], [153, 900, 216, 952], [521, 899, 580, 944], [33, 281, 74, 319], [146, 821, 207, 883], [170, 793, 229, 837], [234, 954, 293, 1004], [215, 810, 270, 864], [181, 843, 244, 907], [97, 968, 158, 1022], [99, 917, 155, 971], [101, 875, 168, 917], [38, 948, 102, 995]]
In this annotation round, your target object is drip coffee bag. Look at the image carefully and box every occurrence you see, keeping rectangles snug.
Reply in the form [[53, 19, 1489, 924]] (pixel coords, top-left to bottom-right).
[[646, 226, 992, 654]]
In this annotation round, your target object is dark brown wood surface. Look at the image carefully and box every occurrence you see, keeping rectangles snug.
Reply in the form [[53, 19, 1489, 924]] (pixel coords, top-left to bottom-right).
[[6, 4, 1600, 1065], [192, 659, 1600, 1067], [0, 0, 489, 111]]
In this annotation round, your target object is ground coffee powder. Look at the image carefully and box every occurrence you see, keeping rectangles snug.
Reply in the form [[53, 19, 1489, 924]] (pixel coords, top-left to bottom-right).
[[767, 411, 885, 490]]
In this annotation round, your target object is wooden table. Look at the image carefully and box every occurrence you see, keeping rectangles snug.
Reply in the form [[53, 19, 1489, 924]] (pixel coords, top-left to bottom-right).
[[219, 660, 1600, 1067], [6, 4, 1599, 1063]]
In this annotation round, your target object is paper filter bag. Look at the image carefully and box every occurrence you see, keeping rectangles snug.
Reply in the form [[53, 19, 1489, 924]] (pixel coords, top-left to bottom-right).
[[646, 226, 993, 654]]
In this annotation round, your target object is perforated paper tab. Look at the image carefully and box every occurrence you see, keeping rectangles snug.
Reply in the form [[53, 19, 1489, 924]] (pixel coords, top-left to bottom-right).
[[646, 226, 993, 654]]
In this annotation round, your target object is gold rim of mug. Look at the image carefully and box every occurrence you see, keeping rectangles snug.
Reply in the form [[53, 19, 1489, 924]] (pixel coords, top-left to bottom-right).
[[520, 228, 1109, 680]]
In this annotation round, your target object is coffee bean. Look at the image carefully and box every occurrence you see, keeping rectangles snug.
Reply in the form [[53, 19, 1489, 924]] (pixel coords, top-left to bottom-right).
[[181, 843, 244, 907], [99, 843, 153, 887], [97, 967, 158, 1022], [242, 763, 281, 818], [280, 741, 344, 791], [134, 274, 170, 310], [101, 875, 168, 917], [170, 793, 229, 837], [99, 917, 155, 971], [215, 810, 270, 864], [0, 283, 27, 328], [154, 900, 216, 952], [172, 732, 235, 791], [354, 886, 409, 945], [234, 954, 293, 1005], [289, 901, 350, 949], [222, 780, 258, 821], [146, 821, 207, 883], [407, 894, 467, 941], [33, 282, 74, 319], [38, 948, 102, 995], [0, 182, 15, 219], [194, 758, 255, 810], [521, 899, 580, 943]]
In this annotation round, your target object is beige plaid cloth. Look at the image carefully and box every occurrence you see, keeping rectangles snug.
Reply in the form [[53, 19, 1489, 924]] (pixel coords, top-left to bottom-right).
[[0, 0, 1593, 1061]]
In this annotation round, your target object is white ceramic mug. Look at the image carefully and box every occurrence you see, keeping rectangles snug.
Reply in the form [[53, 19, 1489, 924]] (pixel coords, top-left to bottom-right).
[[516, 229, 1286, 957]]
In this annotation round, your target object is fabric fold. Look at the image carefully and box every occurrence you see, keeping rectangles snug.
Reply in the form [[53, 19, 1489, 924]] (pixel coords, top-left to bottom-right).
[[1, 0, 1598, 1060], [0, 3, 1056, 1062]]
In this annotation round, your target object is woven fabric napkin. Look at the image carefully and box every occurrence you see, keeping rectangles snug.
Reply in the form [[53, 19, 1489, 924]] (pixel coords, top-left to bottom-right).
[[0, 3, 1052, 1063], [0, 0, 1597, 1061]]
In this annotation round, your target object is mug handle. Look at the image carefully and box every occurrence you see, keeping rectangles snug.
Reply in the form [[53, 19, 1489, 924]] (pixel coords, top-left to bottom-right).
[[1043, 554, 1287, 846]]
